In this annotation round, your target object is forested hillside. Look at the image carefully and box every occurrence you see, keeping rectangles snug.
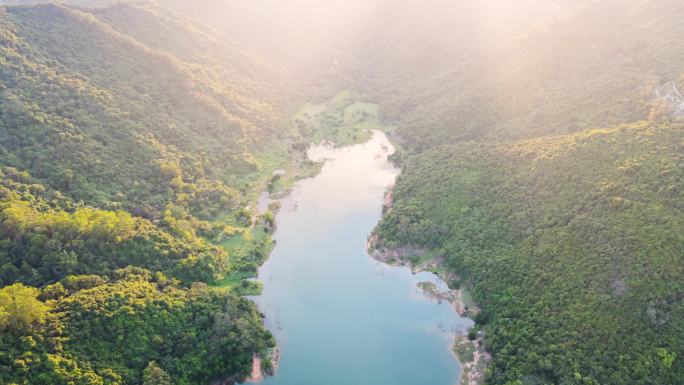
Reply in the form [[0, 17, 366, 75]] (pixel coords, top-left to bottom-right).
[[162, 0, 587, 101], [371, 0, 684, 151], [0, 2, 303, 384], [367, 1, 684, 384], [344, 0, 587, 89], [1, 269, 273, 385], [2, 0, 683, 384], [1, 2, 296, 211], [374, 121, 684, 384]]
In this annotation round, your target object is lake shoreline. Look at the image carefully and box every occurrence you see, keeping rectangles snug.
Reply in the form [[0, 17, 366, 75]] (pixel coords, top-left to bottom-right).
[[242, 347, 280, 384], [367, 187, 490, 385], [248, 130, 470, 384]]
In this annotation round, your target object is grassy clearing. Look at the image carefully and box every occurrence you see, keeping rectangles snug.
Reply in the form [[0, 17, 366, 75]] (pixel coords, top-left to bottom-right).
[[292, 90, 382, 147], [454, 337, 477, 363], [461, 288, 477, 310], [209, 222, 273, 294]]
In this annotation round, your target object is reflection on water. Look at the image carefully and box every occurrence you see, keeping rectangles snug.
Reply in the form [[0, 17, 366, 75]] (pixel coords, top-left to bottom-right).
[[254, 131, 472, 385]]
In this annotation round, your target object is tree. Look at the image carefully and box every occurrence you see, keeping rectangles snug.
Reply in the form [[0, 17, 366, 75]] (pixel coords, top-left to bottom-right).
[[143, 361, 173, 385], [657, 348, 677, 369], [0, 283, 49, 332]]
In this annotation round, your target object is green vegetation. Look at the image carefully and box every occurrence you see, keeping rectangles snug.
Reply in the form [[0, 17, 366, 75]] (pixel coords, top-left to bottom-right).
[[0, 283, 48, 331], [212, 223, 273, 295], [366, 0, 684, 152], [3, 0, 684, 384], [0, 2, 303, 384], [292, 91, 378, 147], [0, 181, 232, 287], [0, 268, 274, 385], [455, 337, 477, 363], [375, 121, 684, 384], [357, 2, 684, 384], [0, 2, 379, 382]]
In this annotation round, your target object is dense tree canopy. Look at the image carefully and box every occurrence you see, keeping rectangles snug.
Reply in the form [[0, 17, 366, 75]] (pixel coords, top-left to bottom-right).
[[3, 1, 684, 384], [0, 283, 48, 332], [365, 0, 684, 152], [0, 268, 274, 385], [375, 121, 684, 384], [0, 2, 296, 384]]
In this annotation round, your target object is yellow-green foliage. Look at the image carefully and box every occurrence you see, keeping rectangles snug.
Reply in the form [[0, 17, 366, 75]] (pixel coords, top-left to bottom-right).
[[0, 176, 231, 287], [0, 269, 274, 385], [0, 2, 290, 215], [0, 283, 48, 332], [0, 3, 295, 383], [1, 200, 136, 243]]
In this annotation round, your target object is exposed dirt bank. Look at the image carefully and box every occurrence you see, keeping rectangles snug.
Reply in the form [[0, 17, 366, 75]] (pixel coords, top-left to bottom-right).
[[244, 355, 263, 383]]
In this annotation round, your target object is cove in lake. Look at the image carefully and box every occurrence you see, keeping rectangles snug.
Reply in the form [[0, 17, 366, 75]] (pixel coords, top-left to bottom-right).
[[253, 131, 473, 385]]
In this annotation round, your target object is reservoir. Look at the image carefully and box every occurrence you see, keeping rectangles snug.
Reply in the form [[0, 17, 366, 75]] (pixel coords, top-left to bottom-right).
[[254, 131, 473, 385]]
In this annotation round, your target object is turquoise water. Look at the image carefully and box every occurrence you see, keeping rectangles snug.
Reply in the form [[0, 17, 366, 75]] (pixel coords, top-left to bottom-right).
[[254, 132, 472, 385]]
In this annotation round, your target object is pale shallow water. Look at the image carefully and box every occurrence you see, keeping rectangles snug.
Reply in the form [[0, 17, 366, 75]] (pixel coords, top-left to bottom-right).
[[253, 131, 472, 385]]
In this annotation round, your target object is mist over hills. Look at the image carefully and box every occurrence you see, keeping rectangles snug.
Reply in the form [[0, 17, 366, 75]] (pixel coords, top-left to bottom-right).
[[373, 0, 684, 150], [164, 0, 684, 147], [0, 1, 683, 384]]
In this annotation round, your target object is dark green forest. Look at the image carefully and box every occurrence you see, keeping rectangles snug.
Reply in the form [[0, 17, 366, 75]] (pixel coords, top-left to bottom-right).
[[374, 122, 684, 384], [366, 1, 684, 384]]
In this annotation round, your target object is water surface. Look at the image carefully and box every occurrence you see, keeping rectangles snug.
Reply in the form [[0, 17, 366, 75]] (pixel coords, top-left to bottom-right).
[[255, 131, 472, 385]]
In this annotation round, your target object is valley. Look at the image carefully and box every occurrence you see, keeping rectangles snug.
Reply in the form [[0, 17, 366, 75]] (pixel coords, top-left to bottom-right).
[[0, 1, 683, 385], [254, 131, 472, 385]]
